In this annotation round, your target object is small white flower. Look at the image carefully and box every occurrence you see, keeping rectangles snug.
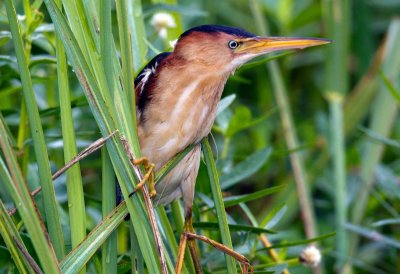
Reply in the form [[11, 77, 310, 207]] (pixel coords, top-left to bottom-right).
[[299, 245, 321, 268], [151, 12, 176, 39]]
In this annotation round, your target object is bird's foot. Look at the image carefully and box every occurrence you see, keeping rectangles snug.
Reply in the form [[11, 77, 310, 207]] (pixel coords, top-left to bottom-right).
[[175, 213, 253, 274], [128, 157, 156, 198], [182, 232, 253, 274], [119, 135, 156, 198]]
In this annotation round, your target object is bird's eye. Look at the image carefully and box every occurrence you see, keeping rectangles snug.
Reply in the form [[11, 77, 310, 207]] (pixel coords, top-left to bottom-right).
[[228, 40, 239, 49]]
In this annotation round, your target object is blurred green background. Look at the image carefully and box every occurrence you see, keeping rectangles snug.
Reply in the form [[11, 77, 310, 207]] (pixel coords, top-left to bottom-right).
[[1, 0, 400, 273]]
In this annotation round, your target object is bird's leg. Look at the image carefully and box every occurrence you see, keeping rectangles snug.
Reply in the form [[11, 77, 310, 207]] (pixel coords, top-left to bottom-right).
[[184, 232, 253, 274], [185, 209, 203, 273], [176, 208, 203, 274], [129, 157, 156, 198], [175, 208, 253, 274]]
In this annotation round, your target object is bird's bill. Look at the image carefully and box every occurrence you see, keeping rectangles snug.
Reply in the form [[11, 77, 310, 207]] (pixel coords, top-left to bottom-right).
[[236, 37, 331, 55]]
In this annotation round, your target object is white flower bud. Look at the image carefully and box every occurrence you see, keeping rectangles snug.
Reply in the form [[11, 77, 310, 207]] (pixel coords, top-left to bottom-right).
[[151, 12, 176, 39], [299, 245, 321, 268]]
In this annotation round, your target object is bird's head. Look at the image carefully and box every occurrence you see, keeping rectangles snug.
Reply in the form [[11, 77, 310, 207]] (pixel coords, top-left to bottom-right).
[[173, 25, 330, 74]]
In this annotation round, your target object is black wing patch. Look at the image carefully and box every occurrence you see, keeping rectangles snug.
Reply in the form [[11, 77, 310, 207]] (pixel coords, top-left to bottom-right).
[[135, 52, 172, 113]]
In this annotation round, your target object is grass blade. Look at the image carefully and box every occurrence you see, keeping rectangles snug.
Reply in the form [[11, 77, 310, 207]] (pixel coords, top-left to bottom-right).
[[42, 0, 161, 271], [0, 200, 36, 274], [349, 18, 400, 267], [61, 202, 128, 273], [0, 120, 60, 273], [115, 0, 142, 156], [202, 138, 237, 273], [260, 232, 336, 250], [101, 148, 117, 274], [55, 0, 86, 264], [5, 0, 65, 259], [378, 69, 400, 103], [223, 185, 285, 208], [127, 0, 148, 71], [155, 143, 198, 183], [358, 126, 400, 148], [193, 222, 276, 234], [346, 223, 400, 249], [220, 147, 272, 189]]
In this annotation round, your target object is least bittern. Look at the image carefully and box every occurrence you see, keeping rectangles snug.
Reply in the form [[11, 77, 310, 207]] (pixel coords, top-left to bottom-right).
[[131, 25, 329, 272]]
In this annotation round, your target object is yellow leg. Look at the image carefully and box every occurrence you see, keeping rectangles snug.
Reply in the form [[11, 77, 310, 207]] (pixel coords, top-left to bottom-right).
[[175, 209, 252, 274], [185, 211, 203, 274], [185, 232, 253, 274], [176, 211, 203, 274], [128, 157, 156, 198], [176, 232, 187, 274], [120, 136, 156, 198]]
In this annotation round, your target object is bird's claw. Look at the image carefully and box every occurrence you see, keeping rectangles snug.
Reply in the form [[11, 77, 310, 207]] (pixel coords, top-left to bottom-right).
[[119, 135, 156, 198], [128, 157, 156, 198]]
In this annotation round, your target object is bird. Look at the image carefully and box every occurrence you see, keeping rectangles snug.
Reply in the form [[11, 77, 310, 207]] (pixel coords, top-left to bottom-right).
[[132, 24, 330, 272]]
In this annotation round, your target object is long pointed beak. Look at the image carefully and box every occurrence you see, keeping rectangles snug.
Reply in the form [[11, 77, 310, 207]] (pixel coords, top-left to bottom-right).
[[236, 36, 331, 55]]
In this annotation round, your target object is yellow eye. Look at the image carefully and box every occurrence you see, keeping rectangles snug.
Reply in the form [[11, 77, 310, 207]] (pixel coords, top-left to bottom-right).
[[228, 40, 239, 49]]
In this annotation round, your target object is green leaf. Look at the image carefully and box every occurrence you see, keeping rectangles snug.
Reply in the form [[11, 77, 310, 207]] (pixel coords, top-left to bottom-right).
[[378, 69, 400, 103], [61, 202, 128, 273], [375, 165, 400, 199], [202, 139, 237, 273], [55, 0, 86, 267], [220, 147, 273, 189], [193, 222, 276, 234], [345, 223, 400, 249], [225, 105, 272, 137], [358, 126, 400, 149], [216, 94, 236, 116], [225, 106, 252, 137], [261, 203, 287, 229], [42, 0, 162, 271], [0, 118, 60, 273], [28, 9, 44, 34], [241, 51, 295, 70], [5, 0, 65, 260], [372, 218, 400, 227], [352, 18, 400, 233], [260, 232, 336, 250], [266, 263, 289, 274], [127, 0, 148, 71], [155, 143, 198, 183], [101, 149, 117, 274], [0, 31, 12, 46], [223, 185, 285, 208], [0, 200, 38, 274], [29, 55, 57, 67]]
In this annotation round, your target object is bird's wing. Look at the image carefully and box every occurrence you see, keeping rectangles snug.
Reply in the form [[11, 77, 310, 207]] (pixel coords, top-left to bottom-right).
[[135, 52, 172, 113]]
